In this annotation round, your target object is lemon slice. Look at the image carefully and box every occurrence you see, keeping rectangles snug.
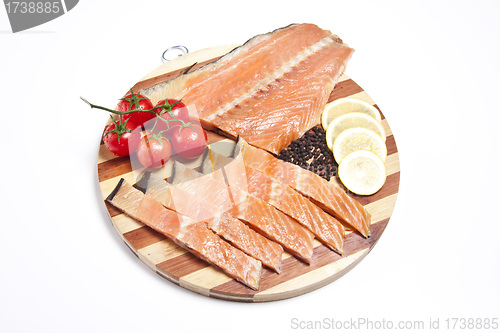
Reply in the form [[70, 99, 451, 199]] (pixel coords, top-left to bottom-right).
[[321, 97, 382, 130], [338, 150, 386, 195], [332, 127, 387, 163], [326, 112, 386, 150]]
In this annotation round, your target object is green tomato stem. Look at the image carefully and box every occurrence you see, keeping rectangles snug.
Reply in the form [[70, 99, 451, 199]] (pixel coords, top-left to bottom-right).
[[82, 95, 190, 138], [80, 96, 156, 116]]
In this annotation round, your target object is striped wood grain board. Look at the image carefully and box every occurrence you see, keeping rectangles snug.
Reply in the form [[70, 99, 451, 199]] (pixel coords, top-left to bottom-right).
[[97, 45, 400, 302]]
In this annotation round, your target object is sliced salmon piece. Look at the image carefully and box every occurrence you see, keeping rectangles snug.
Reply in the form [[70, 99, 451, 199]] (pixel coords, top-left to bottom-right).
[[234, 137, 371, 238], [169, 166, 234, 214], [136, 172, 221, 223], [210, 37, 353, 154], [202, 149, 345, 254], [106, 178, 262, 290], [172, 162, 315, 263], [208, 212, 283, 273], [135, 173, 284, 273], [230, 187, 315, 263], [140, 23, 353, 154]]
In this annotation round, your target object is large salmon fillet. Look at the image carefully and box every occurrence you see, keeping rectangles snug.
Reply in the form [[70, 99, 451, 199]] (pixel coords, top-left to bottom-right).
[[210, 39, 352, 154], [106, 178, 262, 290], [135, 172, 284, 273], [171, 162, 315, 263], [140, 23, 353, 154], [202, 149, 345, 254], [235, 137, 371, 238]]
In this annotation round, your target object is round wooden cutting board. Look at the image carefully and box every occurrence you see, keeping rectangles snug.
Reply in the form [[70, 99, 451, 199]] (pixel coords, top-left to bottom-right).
[[97, 45, 400, 302]]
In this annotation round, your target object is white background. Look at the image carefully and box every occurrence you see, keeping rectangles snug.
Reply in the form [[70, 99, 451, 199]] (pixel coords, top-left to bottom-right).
[[1, 1, 499, 332]]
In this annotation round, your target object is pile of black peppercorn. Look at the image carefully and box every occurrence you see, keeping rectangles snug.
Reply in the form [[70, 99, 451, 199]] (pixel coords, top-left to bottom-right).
[[277, 125, 338, 181]]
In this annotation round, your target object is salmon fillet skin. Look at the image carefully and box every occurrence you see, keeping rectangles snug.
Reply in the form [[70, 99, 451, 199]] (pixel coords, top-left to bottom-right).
[[140, 23, 354, 154], [234, 137, 371, 238], [106, 178, 262, 290]]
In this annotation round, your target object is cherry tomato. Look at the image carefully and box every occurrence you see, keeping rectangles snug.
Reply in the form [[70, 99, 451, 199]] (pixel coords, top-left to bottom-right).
[[171, 123, 208, 159], [154, 99, 190, 134], [117, 91, 155, 125], [137, 135, 172, 169], [103, 119, 140, 157]]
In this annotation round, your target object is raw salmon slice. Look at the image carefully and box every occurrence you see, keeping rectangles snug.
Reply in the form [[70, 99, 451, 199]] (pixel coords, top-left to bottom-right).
[[234, 137, 371, 237], [135, 173, 284, 273], [202, 149, 345, 254], [208, 212, 284, 273], [231, 191, 315, 263], [106, 178, 262, 290], [140, 23, 353, 154], [135, 172, 221, 223], [172, 162, 315, 263], [169, 165, 234, 214]]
